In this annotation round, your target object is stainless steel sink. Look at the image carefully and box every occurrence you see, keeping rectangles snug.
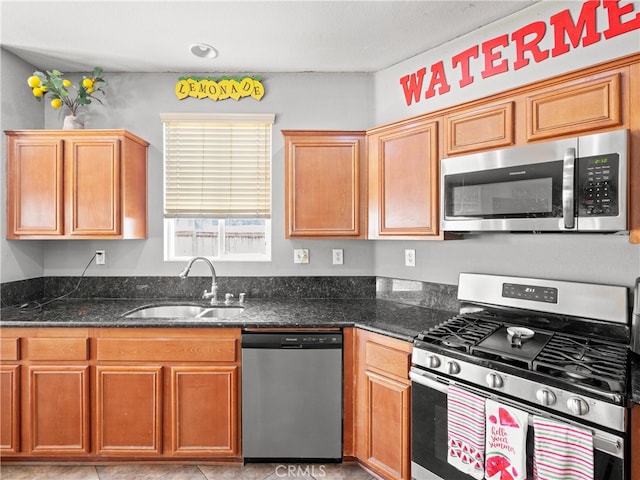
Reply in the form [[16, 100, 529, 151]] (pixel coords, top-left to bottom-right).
[[196, 307, 244, 319], [123, 304, 244, 319]]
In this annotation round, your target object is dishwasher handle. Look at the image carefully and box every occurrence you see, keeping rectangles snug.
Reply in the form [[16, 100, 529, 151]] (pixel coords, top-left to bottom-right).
[[242, 332, 343, 349]]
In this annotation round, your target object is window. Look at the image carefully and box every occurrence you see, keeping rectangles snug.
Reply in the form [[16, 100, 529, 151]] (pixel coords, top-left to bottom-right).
[[161, 113, 274, 261]]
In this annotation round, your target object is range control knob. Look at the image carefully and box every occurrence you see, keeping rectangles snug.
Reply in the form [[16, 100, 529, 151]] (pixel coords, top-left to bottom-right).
[[446, 361, 461, 375], [486, 373, 503, 388], [426, 355, 441, 369], [567, 397, 589, 416], [536, 389, 557, 406]]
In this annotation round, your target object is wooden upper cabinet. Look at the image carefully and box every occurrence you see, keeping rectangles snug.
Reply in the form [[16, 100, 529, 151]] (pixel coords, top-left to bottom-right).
[[5, 137, 64, 236], [526, 73, 622, 141], [5, 130, 148, 240], [283, 130, 366, 239], [367, 118, 440, 238], [444, 101, 514, 156]]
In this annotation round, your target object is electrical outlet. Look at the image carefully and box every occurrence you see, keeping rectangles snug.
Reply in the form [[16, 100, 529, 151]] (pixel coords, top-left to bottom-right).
[[404, 249, 415, 267], [294, 248, 309, 264], [95, 250, 106, 265], [332, 248, 344, 265]]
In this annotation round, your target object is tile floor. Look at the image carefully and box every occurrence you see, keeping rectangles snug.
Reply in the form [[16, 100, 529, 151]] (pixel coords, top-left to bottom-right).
[[0, 462, 381, 480]]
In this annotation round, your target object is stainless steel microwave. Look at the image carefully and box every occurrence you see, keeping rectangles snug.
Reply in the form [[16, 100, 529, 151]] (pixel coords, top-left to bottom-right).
[[440, 129, 628, 232]]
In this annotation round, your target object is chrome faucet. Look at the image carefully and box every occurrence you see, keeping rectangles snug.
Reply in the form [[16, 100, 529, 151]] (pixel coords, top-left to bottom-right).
[[178, 256, 218, 305]]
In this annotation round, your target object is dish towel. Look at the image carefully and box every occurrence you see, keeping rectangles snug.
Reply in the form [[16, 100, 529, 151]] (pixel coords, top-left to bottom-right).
[[485, 399, 528, 480], [447, 385, 485, 479], [533, 416, 594, 480]]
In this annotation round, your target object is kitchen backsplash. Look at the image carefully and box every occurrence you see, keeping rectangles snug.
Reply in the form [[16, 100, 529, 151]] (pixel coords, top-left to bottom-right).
[[1, 275, 459, 312], [376, 277, 459, 312]]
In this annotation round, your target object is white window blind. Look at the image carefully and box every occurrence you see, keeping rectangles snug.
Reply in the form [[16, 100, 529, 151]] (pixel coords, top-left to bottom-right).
[[161, 113, 274, 219]]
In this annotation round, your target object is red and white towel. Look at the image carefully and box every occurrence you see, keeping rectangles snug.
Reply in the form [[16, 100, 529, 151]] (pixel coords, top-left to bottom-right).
[[533, 416, 594, 480], [447, 385, 485, 479], [485, 399, 528, 480]]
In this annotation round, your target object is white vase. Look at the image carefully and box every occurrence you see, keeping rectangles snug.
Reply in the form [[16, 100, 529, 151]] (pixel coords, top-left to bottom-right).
[[63, 115, 84, 130]]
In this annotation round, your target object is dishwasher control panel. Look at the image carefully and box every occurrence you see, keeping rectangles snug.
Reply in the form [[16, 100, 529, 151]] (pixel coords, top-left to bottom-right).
[[242, 331, 343, 349]]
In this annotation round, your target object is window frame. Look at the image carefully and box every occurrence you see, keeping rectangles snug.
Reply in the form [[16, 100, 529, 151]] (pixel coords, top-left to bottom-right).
[[161, 113, 275, 262]]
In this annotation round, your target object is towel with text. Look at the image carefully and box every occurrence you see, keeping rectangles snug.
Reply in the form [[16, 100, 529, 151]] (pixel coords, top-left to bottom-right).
[[485, 399, 528, 480]]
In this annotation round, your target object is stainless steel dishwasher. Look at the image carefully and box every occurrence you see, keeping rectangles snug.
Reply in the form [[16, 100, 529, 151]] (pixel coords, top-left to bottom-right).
[[241, 331, 343, 462]]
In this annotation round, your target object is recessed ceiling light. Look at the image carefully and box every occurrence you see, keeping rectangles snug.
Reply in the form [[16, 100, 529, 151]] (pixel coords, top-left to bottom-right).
[[189, 43, 218, 59]]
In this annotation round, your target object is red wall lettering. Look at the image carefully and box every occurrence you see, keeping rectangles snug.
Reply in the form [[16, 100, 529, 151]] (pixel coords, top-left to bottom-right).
[[398, 0, 639, 107]]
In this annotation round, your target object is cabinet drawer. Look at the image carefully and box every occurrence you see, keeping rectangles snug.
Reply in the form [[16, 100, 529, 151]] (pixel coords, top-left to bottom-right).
[[0, 338, 20, 361], [364, 341, 410, 380], [23, 338, 88, 361], [96, 338, 237, 362]]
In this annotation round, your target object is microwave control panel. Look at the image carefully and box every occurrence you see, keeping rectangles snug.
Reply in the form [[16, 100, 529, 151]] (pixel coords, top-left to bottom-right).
[[578, 153, 619, 217]]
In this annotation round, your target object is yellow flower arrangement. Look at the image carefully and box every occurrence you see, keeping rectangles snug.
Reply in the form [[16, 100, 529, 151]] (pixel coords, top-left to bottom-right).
[[27, 67, 106, 116]]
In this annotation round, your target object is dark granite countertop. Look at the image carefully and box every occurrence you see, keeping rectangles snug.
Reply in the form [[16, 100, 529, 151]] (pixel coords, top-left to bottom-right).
[[0, 297, 454, 343], [4, 297, 640, 404]]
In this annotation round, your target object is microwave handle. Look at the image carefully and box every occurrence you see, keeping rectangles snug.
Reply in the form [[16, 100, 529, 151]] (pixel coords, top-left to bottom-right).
[[562, 147, 576, 229]]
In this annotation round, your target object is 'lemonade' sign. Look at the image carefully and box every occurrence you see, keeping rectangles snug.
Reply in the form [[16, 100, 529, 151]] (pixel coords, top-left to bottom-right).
[[175, 76, 265, 101]]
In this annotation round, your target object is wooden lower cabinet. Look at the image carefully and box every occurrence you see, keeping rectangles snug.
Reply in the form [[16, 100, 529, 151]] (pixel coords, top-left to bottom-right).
[[95, 365, 163, 455], [0, 365, 20, 454], [632, 404, 640, 480], [167, 365, 239, 456], [26, 365, 90, 455], [355, 329, 412, 480], [0, 327, 241, 461]]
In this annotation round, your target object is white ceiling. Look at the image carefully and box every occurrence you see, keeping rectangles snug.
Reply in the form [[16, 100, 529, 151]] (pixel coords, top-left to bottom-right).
[[1, 0, 539, 74]]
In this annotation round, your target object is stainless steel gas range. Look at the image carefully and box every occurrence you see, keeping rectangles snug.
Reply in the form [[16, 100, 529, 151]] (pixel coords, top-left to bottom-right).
[[410, 273, 630, 480]]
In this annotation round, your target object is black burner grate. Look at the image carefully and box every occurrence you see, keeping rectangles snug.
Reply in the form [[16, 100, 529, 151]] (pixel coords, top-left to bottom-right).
[[417, 313, 501, 352], [533, 335, 628, 393]]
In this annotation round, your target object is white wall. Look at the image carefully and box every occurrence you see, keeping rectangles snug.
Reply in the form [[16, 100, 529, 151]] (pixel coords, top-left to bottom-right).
[[1, 49, 46, 283], [37, 72, 376, 279]]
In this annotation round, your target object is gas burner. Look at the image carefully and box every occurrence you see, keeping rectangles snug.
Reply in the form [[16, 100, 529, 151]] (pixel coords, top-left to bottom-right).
[[441, 335, 469, 350], [563, 364, 593, 380]]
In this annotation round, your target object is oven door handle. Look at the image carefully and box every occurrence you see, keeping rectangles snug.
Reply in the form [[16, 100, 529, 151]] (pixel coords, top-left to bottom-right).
[[410, 368, 449, 394], [410, 368, 624, 458]]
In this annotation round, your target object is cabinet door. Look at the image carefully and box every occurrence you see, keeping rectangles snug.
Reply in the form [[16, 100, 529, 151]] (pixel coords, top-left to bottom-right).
[[355, 330, 412, 480], [369, 120, 439, 237], [95, 366, 162, 455], [445, 102, 514, 156], [526, 73, 622, 141], [633, 404, 640, 480], [284, 131, 366, 238], [6, 136, 64, 237], [364, 371, 411, 480], [167, 366, 239, 457], [26, 365, 89, 454], [0, 365, 20, 454], [65, 138, 121, 236]]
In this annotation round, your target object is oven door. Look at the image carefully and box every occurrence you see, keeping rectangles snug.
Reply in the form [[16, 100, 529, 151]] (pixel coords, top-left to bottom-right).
[[440, 137, 576, 232], [410, 368, 625, 480]]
